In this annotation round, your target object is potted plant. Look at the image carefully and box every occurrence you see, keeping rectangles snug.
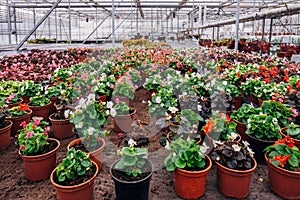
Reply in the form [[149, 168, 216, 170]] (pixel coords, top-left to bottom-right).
[[230, 104, 260, 140], [0, 103, 12, 150], [210, 140, 257, 198], [28, 95, 51, 120], [280, 123, 300, 149], [8, 103, 32, 137], [45, 84, 62, 114], [143, 74, 161, 99], [112, 78, 135, 106], [164, 136, 212, 199], [91, 73, 115, 102], [1, 93, 23, 108], [109, 101, 136, 133], [203, 111, 240, 142], [49, 96, 74, 139], [18, 80, 41, 103], [50, 148, 98, 200], [69, 94, 107, 170], [264, 135, 300, 199], [17, 117, 60, 180], [246, 112, 282, 163], [110, 139, 152, 200]]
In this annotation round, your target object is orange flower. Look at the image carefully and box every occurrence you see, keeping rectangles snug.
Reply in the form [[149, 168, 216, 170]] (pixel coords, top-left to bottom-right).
[[222, 61, 227, 67], [19, 103, 29, 111], [216, 66, 221, 71], [297, 80, 300, 89], [265, 78, 270, 83], [203, 119, 214, 134], [236, 72, 241, 77], [283, 76, 289, 82], [226, 115, 231, 123], [274, 154, 290, 167]]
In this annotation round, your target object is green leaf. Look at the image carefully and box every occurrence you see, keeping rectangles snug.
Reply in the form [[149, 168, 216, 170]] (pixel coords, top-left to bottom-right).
[[58, 174, 66, 182], [166, 163, 176, 171], [288, 155, 299, 167], [175, 158, 186, 169], [66, 171, 74, 179], [81, 159, 92, 168]]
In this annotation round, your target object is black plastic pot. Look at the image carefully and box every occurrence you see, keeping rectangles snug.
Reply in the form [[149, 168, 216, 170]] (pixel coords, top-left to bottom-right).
[[247, 134, 275, 164], [110, 159, 153, 200]]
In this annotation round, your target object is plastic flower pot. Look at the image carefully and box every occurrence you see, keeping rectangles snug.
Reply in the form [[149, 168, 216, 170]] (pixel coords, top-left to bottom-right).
[[10, 109, 32, 137], [29, 102, 51, 121], [49, 113, 74, 139], [0, 120, 12, 150]]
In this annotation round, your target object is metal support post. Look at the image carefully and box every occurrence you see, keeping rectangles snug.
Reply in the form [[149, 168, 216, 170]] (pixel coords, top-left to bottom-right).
[[261, 16, 266, 55], [212, 26, 215, 41], [177, 9, 179, 34], [13, 7, 18, 44], [191, 0, 194, 37], [96, 7, 98, 43], [217, 26, 220, 41], [48, 16, 51, 39], [6, 0, 12, 44], [55, 9, 58, 43], [268, 17, 274, 55], [68, 0, 71, 43], [15, 0, 62, 51], [112, 0, 115, 47], [234, 0, 240, 51], [136, 7, 138, 34]]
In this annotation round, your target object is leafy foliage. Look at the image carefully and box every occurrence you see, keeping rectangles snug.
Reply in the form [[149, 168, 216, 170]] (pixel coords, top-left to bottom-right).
[[29, 95, 50, 106]]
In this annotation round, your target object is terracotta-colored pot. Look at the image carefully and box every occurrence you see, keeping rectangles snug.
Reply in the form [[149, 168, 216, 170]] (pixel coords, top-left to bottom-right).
[[113, 109, 136, 133], [50, 160, 98, 200], [7, 99, 23, 108], [244, 93, 258, 105], [233, 96, 242, 110], [0, 120, 12, 150], [232, 119, 248, 141], [173, 155, 212, 199], [247, 134, 275, 164], [49, 113, 74, 139], [19, 138, 60, 181], [67, 138, 105, 171], [49, 96, 58, 115], [29, 102, 51, 121], [265, 153, 300, 199], [10, 109, 32, 137], [280, 127, 300, 149], [215, 157, 257, 198], [258, 98, 264, 107]]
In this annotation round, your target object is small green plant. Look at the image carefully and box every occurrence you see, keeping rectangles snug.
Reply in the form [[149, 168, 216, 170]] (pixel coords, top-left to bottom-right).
[[164, 136, 208, 171], [45, 85, 62, 98], [17, 117, 49, 156], [55, 148, 93, 182], [29, 95, 50, 106], [265, 135, 300, 172], [285, 123, 300, 140], [230, 104, 260, 124], [210, 140, 255, 170], [113, 79, 135, 100], [9, 103, 30, 117], [109, 101, 132, 116], [18, 80, 41, 97], [115, 139, 148, 177]]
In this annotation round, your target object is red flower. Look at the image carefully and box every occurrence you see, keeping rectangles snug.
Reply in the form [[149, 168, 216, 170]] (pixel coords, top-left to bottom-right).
[[283, 76, 289, 82], [236, 72, 241, 77], [265, 78, 270, 83], [297, 80, 300, 89], [19, 103, 29, 111], [203, 119, 214, 134], [274, 154, 290, 167], [225, 115, 231, 123]]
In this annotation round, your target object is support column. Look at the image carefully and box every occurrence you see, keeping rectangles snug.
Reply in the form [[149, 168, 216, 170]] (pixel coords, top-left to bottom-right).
[[68, 0, 71, 43], [268, 17, 274, 55], [48, 16, 51, 39], [191, 0, 194, 37], [96, 7, 98, 43], [55, 9, 58, 43], [261, 16, 266, 55], [33, 10, 36, 39], [13, 7, 17, 44], [136, 7, 138, 34], [235, 0, 240, 51], [6, 0, 11, 44], [212, 26, 215, 41], [217, 26, 220, 41], [112, 0, 115, 47]]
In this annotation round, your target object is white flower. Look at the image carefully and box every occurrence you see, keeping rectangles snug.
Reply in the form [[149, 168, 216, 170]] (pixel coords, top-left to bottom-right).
[[78, 98, 85, 106], [200, 142, 209, 154], [229, 132, 238, 140], [87, 93, 95, 101], [107, 101, 113, 109], [169, 106, 178, 114], [155, 96, 162, 103], [213, 140, 224, 148], [64, 110, 70, 118], [128, 139, 137, 147], [247, 146, 255, 157], [216, 156, 221, 161], [142, 100, 146, 104], [87, 127, 95, 135], [272, 118, 278, 124], [242, 141, 250, 147], [164, 140, 170, 150], [197, 104, 202, 111], [110, 108, 117, 117], [232, 144, 241, 152], [75, 122, 83, 129]]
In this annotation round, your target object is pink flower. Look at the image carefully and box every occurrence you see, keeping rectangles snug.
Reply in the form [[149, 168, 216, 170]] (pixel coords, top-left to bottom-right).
[[20, 121, 27, 128], [288, 117, 292, 121], [43, 129, 48, 135], [33, 118, 40, 127], [110, 84, 114, 89], [20, 145, 25, 149], [115, 98, 120, 103], [25, 130, 34, 139], [194, 85, 198, 89], [278, 98, 283, 103], [290, 108, 298, 117], [117, 133, 124, 137]]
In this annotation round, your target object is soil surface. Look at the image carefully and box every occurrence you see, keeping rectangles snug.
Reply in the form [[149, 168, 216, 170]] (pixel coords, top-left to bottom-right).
[[0, 88, 283, 199]]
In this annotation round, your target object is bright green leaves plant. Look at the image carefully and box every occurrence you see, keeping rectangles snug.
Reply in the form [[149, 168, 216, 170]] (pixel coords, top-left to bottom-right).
[[164, 137, 207, 171], [56, 148, 93, 182], [29, 95, 50, 106], [286, 123, 300, 140], [115, 143, 148, 177]]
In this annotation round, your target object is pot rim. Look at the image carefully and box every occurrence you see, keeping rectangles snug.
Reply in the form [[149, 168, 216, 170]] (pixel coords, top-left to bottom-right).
[[110, 159, 153, 184], [264, 152, 300, 176], [280, 127, 300, 143], [19, 138, 60, 159], [28, 101, 52, 108], [214, 156, 257, 174], [9, 109, 32, 119], [113, 108, 136, 117], [67, 137, 106, 154], [0, 120, 13, 131], [247, 133, 277, 143], [175, 155, 212, 174], [50, 160, 99, 189]]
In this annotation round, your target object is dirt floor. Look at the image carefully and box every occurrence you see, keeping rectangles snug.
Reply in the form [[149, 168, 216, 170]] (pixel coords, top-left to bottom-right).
[[0, 88, 283, 200]]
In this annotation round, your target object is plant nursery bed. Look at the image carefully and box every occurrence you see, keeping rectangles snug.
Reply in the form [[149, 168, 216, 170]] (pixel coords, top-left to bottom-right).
[[0, 88, 283, 199]]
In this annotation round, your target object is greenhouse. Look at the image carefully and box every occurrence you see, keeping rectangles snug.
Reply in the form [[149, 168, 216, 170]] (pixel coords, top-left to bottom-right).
[[0, 0, 300, 200]]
